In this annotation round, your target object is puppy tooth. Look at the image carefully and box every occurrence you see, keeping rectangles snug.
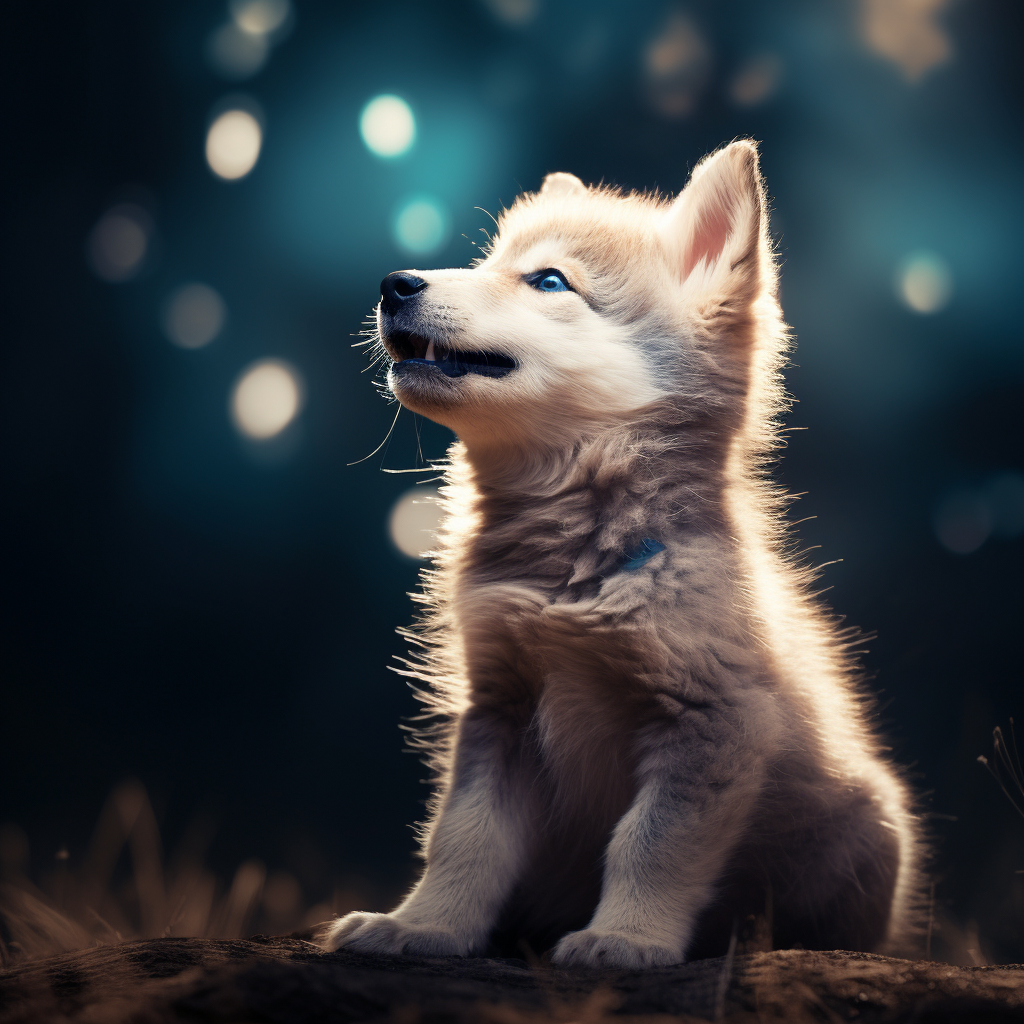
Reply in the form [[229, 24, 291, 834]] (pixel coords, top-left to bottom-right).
[[426, 339, 435, 361]]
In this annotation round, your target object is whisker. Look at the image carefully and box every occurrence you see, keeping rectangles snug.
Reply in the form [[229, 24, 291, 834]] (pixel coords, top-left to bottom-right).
[[414, 414, 426, 466], [347, 403, 403, 467]]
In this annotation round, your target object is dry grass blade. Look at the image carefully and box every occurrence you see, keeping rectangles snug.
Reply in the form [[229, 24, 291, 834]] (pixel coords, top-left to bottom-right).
[[0, 781, 377, 967], [978, 719, 1024, 822]]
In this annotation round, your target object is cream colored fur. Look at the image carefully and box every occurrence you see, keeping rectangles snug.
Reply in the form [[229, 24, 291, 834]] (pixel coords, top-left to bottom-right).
[[323, 141, 923, 968]]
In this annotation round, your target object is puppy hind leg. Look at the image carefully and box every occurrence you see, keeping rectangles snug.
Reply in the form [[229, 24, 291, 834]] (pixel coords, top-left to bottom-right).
[[774, 805, 902, 954]]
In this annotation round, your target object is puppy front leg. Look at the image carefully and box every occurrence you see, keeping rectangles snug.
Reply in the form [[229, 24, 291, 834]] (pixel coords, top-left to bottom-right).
[[323, 708, 528, 957], [553, 734, 761, 969]]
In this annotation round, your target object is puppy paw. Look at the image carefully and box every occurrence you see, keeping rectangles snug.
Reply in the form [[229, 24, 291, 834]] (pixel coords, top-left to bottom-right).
[[321, 911, 470, 957], [551, 928, 681, 969]]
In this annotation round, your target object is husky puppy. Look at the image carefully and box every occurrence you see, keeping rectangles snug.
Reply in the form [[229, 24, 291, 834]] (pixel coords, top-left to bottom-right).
[[325, 141, 922, 968]]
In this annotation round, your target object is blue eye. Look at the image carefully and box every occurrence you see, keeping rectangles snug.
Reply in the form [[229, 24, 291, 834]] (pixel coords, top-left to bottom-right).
[[532, 270, 569, 293]]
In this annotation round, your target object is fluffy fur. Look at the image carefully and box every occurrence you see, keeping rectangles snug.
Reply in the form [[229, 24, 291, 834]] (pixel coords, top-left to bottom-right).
[[324, 141, 923, 968]]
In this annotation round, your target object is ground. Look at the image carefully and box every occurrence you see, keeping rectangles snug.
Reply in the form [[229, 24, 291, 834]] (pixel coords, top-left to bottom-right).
[[2, 931, 1024, 1023]]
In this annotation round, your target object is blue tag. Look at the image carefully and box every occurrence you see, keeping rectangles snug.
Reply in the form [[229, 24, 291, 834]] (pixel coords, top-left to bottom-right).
[[621, 538, 666, 571]]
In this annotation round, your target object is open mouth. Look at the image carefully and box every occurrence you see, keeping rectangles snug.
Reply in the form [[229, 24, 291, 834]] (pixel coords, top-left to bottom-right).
[[387, 330, 516, 379]]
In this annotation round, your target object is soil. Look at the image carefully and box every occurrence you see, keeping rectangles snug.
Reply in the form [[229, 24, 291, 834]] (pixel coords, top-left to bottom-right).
[[1, 931, 1023, 1023]]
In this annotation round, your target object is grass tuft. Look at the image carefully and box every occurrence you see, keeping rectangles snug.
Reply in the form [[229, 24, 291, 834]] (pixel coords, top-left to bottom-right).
[[0, 781, 381, 967]]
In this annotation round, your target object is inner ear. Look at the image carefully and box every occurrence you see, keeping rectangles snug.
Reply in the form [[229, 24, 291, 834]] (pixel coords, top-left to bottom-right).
[[682, 197, 736, 280]]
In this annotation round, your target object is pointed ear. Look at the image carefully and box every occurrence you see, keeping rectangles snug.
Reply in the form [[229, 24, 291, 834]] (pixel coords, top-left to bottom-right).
[[539, 172, 587, 199], [660, 140, 771, 313]]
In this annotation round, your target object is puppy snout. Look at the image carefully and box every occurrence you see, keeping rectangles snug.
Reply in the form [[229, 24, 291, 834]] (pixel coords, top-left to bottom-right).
[[380, 272, 428, 317]]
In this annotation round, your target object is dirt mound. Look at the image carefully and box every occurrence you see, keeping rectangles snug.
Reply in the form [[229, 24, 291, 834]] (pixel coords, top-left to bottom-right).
[[1, 933, 1022, 1023]]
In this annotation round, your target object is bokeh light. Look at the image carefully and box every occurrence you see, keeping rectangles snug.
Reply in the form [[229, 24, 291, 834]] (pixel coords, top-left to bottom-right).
[[932, 474, 1024, 554], [359, 95, 415, 158], [729, 54, 783, 107], [161, 283, 227, 350], [206, 23, 269, 80], [896, 250, 953, 314], [644, 13, 711, 117], [86, 204, 152, 282], [389, 487, 443, 559], [230, 359, 303, 440], [206, 109, 263, 180], [393, 197, 450, 255], [934, 490, 991, 554], [480, 0, 538, 27], [208, 0, 290, 79], [230, 0, 291, 36], [860, 0, 952, 82]]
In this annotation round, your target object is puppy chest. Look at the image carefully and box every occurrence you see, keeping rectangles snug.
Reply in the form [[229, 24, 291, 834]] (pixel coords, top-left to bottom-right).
[[526, 670, 641, 818]]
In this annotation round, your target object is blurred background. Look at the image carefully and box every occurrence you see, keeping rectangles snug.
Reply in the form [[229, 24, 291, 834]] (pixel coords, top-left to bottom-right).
[[2, 0, 1022, 965]]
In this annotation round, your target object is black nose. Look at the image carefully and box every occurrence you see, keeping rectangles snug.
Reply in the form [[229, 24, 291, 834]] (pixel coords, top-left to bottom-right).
[[380, 271, 427, 316]]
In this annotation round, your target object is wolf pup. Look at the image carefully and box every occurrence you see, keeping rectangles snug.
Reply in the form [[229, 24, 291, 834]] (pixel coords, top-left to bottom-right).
[[324, 141, 921, 968]]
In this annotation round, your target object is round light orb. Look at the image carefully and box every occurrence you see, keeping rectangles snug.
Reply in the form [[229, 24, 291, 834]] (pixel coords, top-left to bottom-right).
[[729, 54, 783, 107], [231, 359, 303, 439], [86, 205, 151, 282], [896, 251, 952, 314], [230, 0, 290, 35], [206, 109, 263, 180], [933, 490, 990, 555], [162, 283, 227, 350], [393, 197, 450, 255], [359, 95, 415, 158], [389, 487, 444, 559], [481, 0, 538, 26], [206, 22, 269, 79]]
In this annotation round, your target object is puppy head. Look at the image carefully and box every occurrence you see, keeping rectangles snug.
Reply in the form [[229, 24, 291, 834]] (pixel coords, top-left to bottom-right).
[[375, 140, 778, 458]]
